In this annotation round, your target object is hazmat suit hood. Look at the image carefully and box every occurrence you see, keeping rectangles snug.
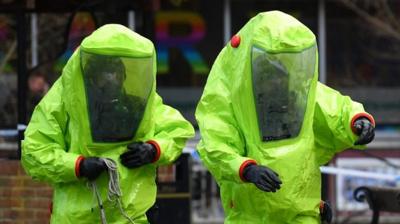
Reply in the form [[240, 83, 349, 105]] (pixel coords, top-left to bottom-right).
[[63, 24, 156, 145], [229, 11, 318, 144]]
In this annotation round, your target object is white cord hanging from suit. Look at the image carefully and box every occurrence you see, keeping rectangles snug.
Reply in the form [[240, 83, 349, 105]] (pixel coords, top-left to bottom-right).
[[89, 158, 135, 224]]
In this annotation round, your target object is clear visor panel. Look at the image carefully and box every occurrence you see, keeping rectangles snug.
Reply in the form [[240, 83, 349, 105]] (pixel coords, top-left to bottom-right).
[[252, 45, 316, 142], [81, 51, 153, 142]]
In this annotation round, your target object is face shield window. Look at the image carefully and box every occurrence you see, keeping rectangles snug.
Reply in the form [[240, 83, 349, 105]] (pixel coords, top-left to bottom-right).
[[81, 51, 153, 142], [251, 45, 316, 142]]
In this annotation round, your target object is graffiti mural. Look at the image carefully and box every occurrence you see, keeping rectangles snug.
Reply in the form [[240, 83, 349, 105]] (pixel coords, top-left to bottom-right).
[[54, 12, 96, 72], [156, 11, 209, 75]]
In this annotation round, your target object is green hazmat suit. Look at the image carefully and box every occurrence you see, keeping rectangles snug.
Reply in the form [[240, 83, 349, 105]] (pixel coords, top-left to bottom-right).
[[21, 24, 194, 224], [196, 11, 375, 223]]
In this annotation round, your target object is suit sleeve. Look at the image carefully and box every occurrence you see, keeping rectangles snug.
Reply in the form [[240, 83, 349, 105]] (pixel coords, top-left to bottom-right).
[[313, 82, 375, 155], [21, 79, 82, 185], [147, 93, 195, 166], [196, 62, 257, 184]]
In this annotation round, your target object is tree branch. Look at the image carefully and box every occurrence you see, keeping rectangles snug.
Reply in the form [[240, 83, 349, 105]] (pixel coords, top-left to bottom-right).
[[339, 0, 400, 41], [0, 39, 16, 76]]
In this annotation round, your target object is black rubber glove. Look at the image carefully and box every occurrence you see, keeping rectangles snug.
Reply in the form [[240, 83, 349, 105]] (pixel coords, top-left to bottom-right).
[[79, 157, 107, 181], [120, 142, 156, 168], [353, 117, 375, 145], [320, 200, 333, 224], [243, 164, 282, 192]]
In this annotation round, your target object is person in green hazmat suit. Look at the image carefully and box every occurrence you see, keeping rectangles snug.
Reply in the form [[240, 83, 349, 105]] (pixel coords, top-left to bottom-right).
[[21, 24, 194, 224], [196, 11, 375, 224]]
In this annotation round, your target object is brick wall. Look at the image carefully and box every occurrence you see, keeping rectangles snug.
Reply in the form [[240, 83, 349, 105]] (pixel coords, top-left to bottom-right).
[[0, 160, 52, 224]]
